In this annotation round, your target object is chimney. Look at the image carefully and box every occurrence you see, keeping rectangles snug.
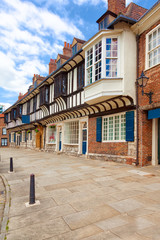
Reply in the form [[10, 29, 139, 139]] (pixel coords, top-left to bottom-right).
[[49, 59, 57, 75], [63, 42, 72, 58], [18, 92, 23, 101], [108, 0, 126, 15]]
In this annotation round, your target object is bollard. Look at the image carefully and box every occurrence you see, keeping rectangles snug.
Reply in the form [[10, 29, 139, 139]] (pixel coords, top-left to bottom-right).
[[10, 157, 13, 172], [29, 174, 35, 205]]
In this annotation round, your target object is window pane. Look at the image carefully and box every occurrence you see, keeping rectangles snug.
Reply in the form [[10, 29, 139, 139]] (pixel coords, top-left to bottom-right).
[[109, 117, 113, 140], [115, 116, 119, 140], [103, 118, 108, 141], [121, 114, 126, 140], [64, 121, 79, 144]]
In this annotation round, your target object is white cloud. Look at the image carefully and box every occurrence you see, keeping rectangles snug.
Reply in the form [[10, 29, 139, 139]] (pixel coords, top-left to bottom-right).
[[0, 103, 12, 111], [73, 0, 107, 6], [0, 0, 84, 97]]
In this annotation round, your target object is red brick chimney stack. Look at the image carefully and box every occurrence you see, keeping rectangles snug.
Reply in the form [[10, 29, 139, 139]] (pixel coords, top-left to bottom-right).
[[108, 0, 126, 15], [63, 42, 72, 58], [49, 59, 57, 75], [18, 92, 23, 101]]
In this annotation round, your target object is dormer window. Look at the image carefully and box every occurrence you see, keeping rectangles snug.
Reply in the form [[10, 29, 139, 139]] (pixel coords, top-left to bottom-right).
[[99, 16, 108, 30], [72, 44, 77, 56], [57, 59, 61, 69]]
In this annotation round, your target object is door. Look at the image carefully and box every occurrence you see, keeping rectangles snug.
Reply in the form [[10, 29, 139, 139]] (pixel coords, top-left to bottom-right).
[[59, 131, 62, 151], [17, 136, 20, 146], [82, 129, 87, 154], [158, 119, 160, 164]]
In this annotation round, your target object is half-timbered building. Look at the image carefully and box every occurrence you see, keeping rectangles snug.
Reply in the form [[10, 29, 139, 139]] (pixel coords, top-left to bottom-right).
[[5, 0, 157, 166]]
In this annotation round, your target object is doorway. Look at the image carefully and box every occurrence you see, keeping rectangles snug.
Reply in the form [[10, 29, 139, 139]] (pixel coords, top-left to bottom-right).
[[158, 119, 160, 164], [17, 135, 20, 146], [59, 131, 62, 151], [82, 124, 87, 155]]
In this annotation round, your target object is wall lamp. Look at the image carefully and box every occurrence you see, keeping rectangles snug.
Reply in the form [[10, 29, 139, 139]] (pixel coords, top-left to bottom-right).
[[137, 71, 153, 104]]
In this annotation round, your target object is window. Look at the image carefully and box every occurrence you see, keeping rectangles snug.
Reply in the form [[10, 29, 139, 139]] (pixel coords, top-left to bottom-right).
[[147, 25, 160, 68], [86, 48, 93, 84], [72, 44, 77, 56], [103, 113, 126, 141], [4, 113, 8, 123], [106, 38, 118, 77], [1, 138, 7, 146], [48, 126, 56, 144], [27, 101, 30, 115], [77, 62, 84, 89], [22, 131, 26, 142], [64, 121, 79, 144], [2, 128, 6, 135], [95, 41, 102, 81], [99, 17, 108, 30], [54, 73, 67, 99], [33, 96, 37, 112], [57, 60, 61, 69]]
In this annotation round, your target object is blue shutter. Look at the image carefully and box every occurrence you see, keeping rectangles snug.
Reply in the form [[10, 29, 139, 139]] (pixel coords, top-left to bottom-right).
[[14, 133, 16, 142], [96, 117, 102, 142], [9, 133, 11, 143], [126, 111, 134, 142]]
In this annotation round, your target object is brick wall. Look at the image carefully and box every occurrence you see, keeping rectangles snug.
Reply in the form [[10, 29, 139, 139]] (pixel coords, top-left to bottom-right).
[[0, 115, 9, 147], [138, 20, 160, 165], [88, 117, 136, 164]]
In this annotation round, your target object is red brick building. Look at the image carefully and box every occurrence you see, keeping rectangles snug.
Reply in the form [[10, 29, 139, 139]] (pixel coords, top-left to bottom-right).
[[0, 114, 9, 147], [132, 1, 160, 166]]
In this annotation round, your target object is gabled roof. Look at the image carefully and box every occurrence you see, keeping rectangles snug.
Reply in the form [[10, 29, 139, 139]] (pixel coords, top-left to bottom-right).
[[74, 38, 86, 44], [57, 54, 70, 61], [124, 2, 148, 20], [96, 10, 117, 23]]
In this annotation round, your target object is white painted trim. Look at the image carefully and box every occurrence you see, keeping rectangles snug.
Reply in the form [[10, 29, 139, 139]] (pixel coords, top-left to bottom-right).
[[145, 24, 160, 70]]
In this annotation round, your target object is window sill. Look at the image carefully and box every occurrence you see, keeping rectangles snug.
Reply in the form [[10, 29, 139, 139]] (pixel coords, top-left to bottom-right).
[[145, 62, 160, 72], [102, 140, 126, 143], [47, 143, 56, 145], [64, 143, 79, 146]]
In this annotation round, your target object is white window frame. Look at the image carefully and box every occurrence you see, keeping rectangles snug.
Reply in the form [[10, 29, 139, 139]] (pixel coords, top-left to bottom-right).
[[106, 37, 118, 78], [102, 112, 126, 142], [85, 35, 119, 86], [86, 47, 93, 85], [146, 24, 160, 70], [64, 120, 79, 145]]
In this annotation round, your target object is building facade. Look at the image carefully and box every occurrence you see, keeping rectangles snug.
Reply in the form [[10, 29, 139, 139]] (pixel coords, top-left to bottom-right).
[[0, 114, 9, 147], [132, 0, 160, 166], [4, 0, 160, 166]]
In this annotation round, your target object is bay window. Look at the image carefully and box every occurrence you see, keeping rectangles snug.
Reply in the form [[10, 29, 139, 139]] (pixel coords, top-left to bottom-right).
[[106, 38, 118, 77], [85, 37, 118, 86], [147, 25, 160, 68], [103, 113, 126, 142], [95, 41, 102, 81], [86, 48, 93, 85]]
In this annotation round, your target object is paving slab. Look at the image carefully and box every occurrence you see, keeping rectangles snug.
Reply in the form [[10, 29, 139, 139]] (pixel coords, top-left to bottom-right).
[[0, 148, 160, 239]]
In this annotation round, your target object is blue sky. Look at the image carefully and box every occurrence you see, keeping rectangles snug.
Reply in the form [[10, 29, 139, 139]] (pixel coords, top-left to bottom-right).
[[0, 0, 156, 110]]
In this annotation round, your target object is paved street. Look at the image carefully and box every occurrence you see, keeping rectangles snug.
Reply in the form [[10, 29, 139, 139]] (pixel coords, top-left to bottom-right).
[[0, 148, 160, 239]]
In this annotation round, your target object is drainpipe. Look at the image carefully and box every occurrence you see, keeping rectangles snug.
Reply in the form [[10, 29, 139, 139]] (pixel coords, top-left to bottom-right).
[[136, 34, 140, 166]]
